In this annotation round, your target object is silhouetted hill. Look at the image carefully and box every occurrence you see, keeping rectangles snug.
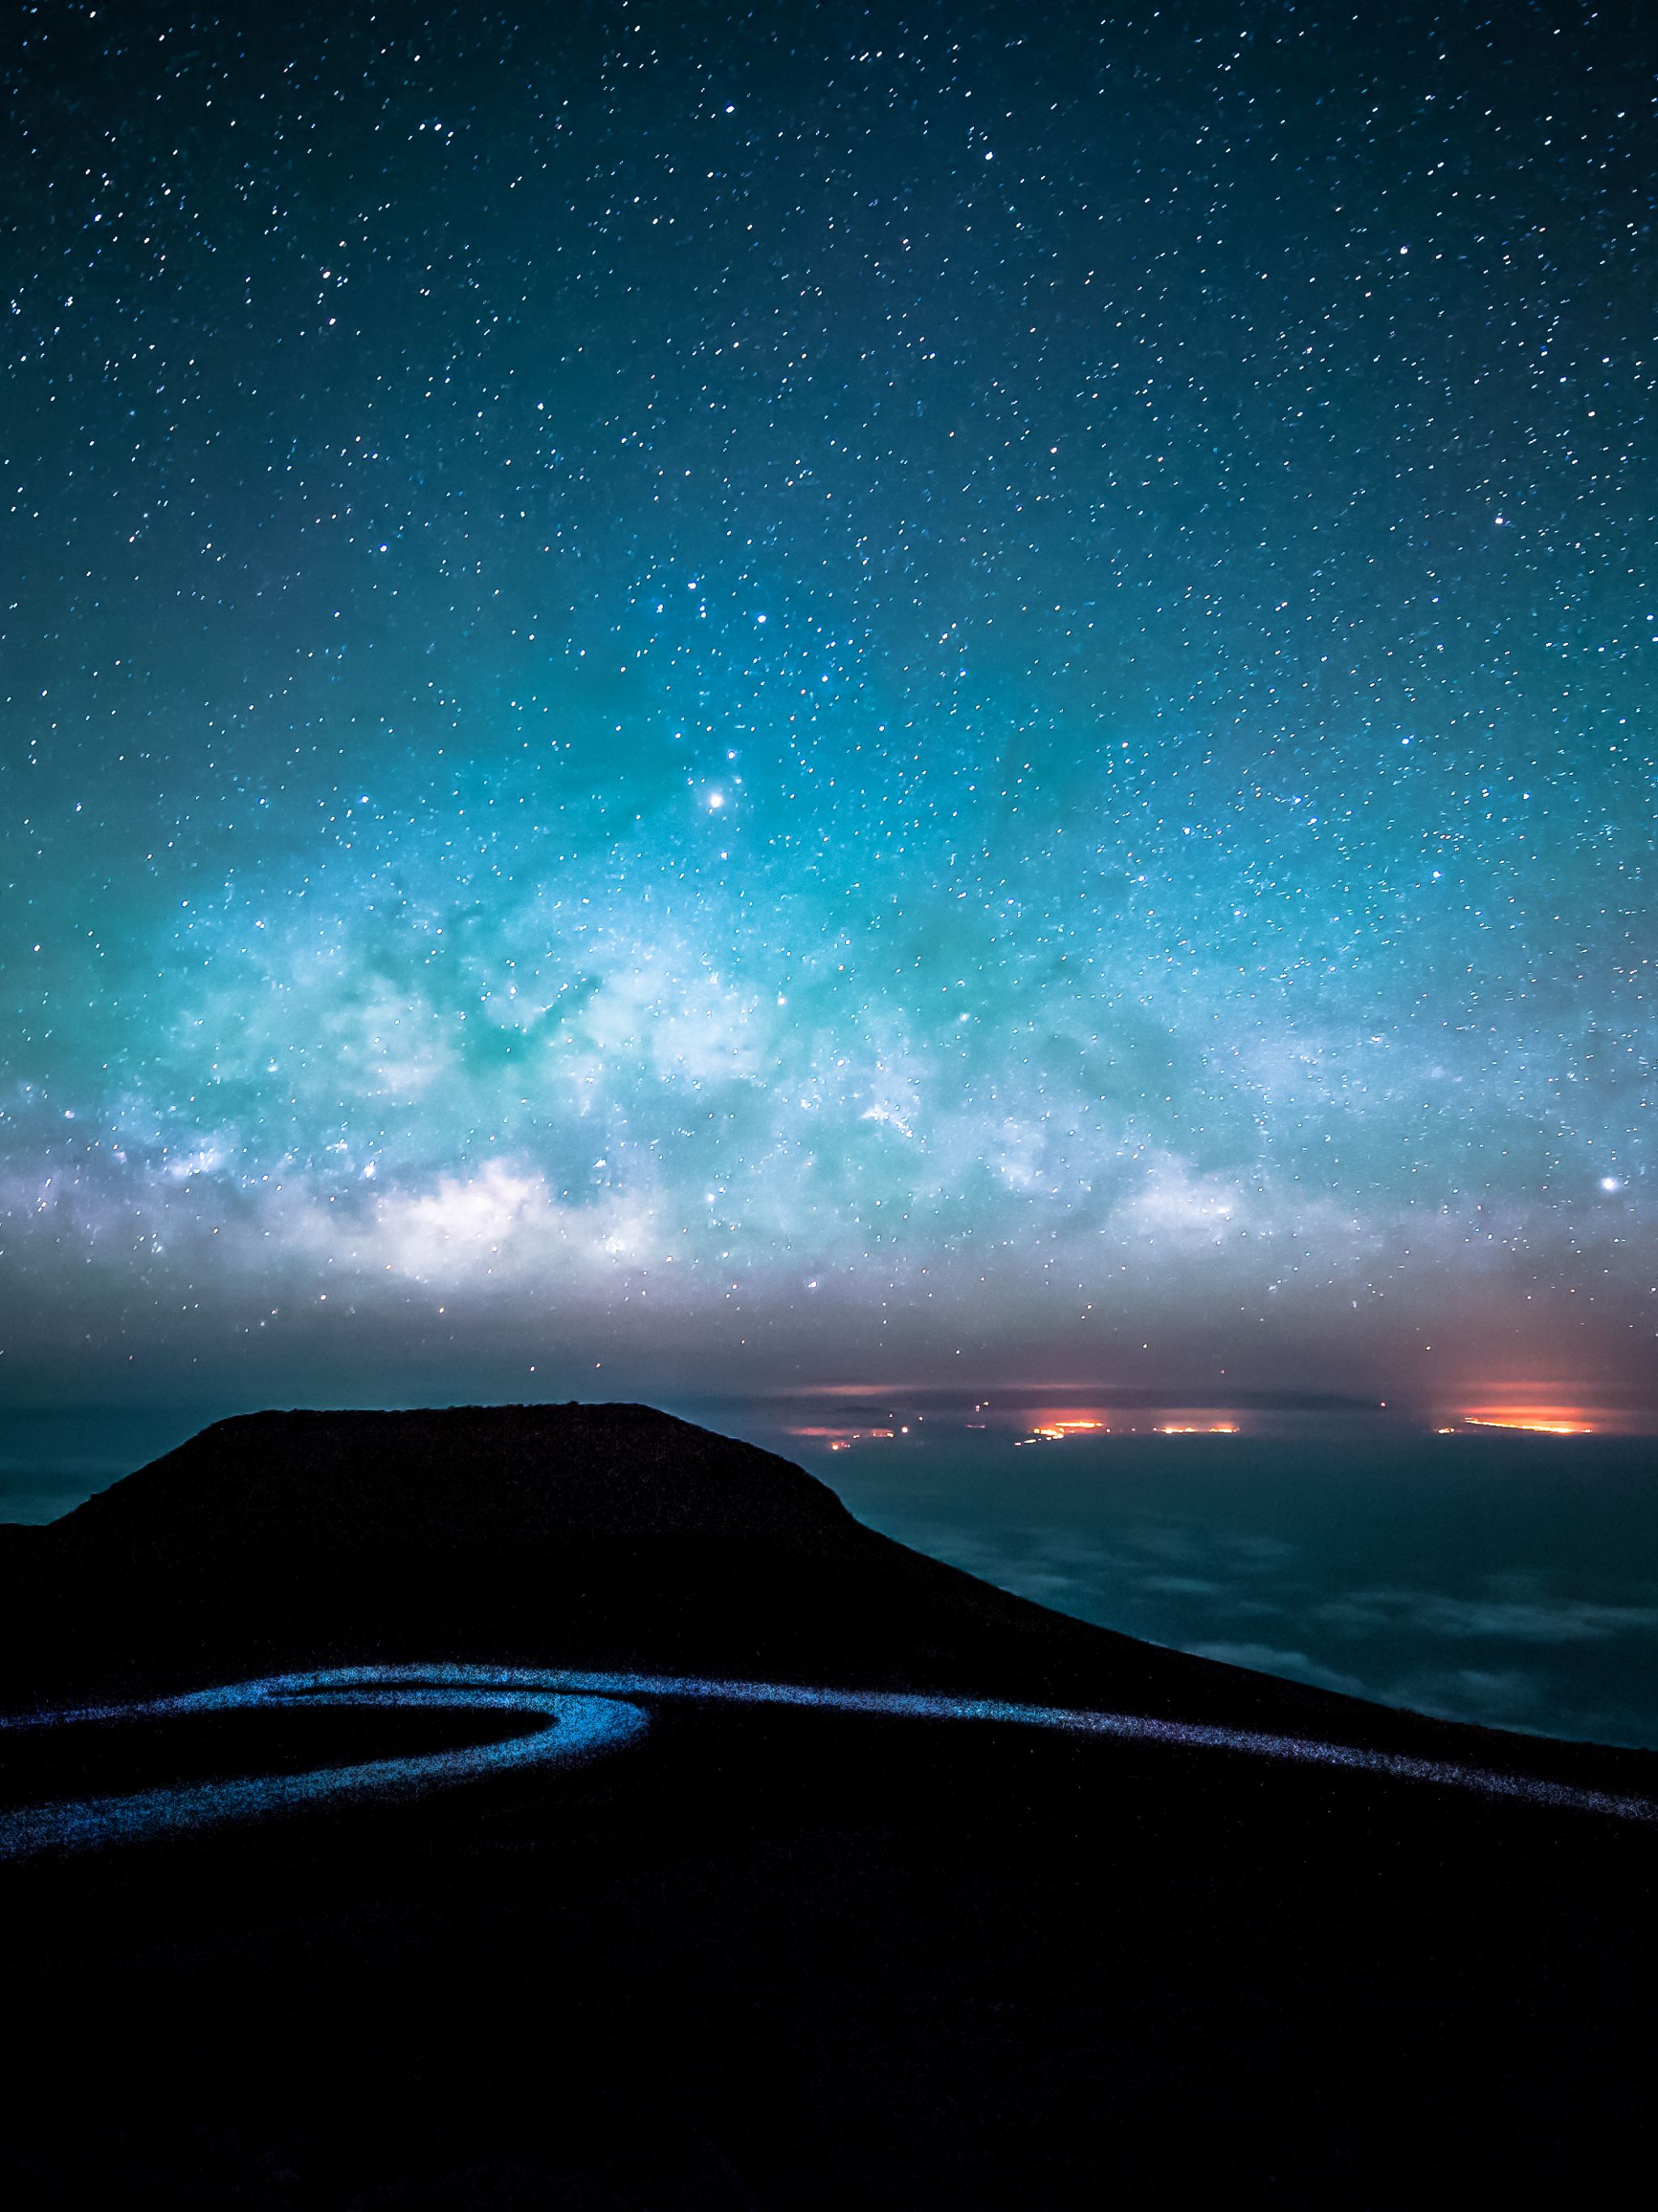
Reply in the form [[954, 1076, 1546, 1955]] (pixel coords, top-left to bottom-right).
[[36, 1402, 867, 1563], [5, 1402, 1657, 2209], [4, 1402, 1655, 1806]]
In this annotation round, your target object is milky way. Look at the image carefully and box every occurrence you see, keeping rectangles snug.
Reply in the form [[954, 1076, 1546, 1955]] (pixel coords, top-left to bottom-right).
[[2, 3, 1652, 1419]]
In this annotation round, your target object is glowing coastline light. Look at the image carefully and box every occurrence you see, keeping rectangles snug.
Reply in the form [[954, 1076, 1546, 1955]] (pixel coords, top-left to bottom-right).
[[1460, 1412, 1595, 1436]]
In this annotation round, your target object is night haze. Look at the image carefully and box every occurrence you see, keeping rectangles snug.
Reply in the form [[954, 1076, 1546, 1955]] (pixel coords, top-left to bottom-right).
[[6, 13, 1658, 2196], [3, 3, 1653, 1431]]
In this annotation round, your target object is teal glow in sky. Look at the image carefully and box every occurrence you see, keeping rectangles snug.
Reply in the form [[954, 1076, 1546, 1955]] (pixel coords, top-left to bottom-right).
[[2, 2, 1652, 1422]]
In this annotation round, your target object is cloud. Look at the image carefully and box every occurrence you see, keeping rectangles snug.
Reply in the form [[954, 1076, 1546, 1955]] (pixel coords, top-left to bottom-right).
[[1190, 1642, 1371, 1699], [1316, 1587, 1658, 1647], [1367, 1666, 1547, 1729], [2, 788, 1652, 1407]]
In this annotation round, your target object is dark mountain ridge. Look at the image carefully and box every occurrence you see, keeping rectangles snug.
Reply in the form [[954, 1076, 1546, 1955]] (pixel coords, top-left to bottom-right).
[[27, 1401, 863, 1563], [6, 1402, 1656, 2210], [4, 1402, 1654, 1802]]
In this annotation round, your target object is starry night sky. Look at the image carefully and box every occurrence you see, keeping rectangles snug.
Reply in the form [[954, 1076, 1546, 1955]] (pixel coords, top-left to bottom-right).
[[2, 0, 1652, 1426]]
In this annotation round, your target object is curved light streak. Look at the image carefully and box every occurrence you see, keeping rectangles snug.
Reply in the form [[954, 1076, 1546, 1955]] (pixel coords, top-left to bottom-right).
[[2, 1662, 1652, 1861], [0, 1671, 648, 1862]]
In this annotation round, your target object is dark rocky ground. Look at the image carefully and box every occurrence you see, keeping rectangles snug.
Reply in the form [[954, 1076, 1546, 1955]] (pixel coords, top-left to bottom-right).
[[3, 1404, 1654, 2206]]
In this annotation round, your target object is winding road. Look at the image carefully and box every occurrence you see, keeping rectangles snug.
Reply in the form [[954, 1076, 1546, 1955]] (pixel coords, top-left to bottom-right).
[[2, 1662, 1652, 1861]]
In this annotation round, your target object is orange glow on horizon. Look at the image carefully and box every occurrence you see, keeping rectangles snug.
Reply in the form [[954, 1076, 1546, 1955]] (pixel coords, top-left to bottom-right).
[[1014, 1417, 1112, 1444], [788, 1426, 900, 1447], [1460, 1411, 1595, 1436], [1014, 1414, 1243, 1440]]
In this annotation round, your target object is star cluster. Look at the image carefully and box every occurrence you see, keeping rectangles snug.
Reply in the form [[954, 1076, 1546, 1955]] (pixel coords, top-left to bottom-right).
[[2, 2, 1652, 1417]]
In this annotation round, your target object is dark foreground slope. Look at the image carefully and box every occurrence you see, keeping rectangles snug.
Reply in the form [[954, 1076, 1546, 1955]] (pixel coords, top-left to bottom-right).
[[3, 1404, 1655, 2207], [2, 1400, 1654, 1798]]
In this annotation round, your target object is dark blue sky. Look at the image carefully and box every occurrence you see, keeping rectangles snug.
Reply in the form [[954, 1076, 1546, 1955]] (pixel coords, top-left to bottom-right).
[[2, 1, 1652, 1426]]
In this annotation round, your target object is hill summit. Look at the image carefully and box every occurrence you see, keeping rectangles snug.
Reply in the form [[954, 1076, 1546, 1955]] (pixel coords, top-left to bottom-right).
[[4, 1402, 1653, 1803], [37, 1402, 873, 1569]]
